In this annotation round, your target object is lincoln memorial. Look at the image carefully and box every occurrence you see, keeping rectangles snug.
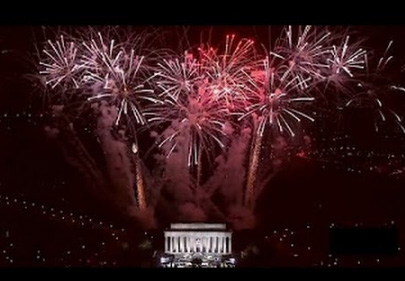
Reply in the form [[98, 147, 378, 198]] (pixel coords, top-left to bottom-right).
[[160, 223, 235, 267]]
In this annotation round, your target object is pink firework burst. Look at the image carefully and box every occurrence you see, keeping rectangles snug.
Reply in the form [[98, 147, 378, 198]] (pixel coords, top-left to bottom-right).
[[80, 32, 159, 126], [271, 25, 333, 88], [147, 51, 231, 166], [39, 35, 84, 93], [238, 56, 315, 137], [198, 34, 258, 111], [322, 34, 368, 95]]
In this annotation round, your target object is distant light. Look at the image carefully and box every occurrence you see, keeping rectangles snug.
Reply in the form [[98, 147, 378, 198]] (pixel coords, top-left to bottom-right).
[[132, 143, 138, 154]]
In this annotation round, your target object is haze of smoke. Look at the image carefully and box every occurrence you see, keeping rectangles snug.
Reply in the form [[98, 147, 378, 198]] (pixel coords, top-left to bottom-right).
[[95, 102, 137, 210], [201, 125, 254, 229], [227, 205, 256, 230], [178, 202, 207, 222], [156, 120, 208, 221], [303, 135, 312, 147], [44, 125, 60, 138], [204, 126, 251, 203], [255, 136, 289, 201], [127, 205, 157, 230], [44, 107, 111, 209], [272, 136, 288, 168]]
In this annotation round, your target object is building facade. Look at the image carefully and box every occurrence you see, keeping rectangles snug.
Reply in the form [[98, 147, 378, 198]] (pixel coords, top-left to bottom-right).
[[160, 223, 235, 268]]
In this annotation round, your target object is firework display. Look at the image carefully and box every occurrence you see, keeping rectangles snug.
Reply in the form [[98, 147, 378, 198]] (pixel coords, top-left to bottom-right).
[[36, 26, 405, 228]]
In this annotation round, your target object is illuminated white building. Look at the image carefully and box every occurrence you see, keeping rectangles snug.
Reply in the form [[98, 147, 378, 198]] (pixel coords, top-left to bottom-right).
[[160, 223, 235, 267]]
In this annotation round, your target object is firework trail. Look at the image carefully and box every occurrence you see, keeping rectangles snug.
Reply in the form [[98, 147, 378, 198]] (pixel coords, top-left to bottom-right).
[[244, 127, 263, 208], [80, 31, 155, 210], [238, 53, 315, 208], [345, 40, 405, 133], [39, 29, 160, 212], [132, 143, 147, 210]]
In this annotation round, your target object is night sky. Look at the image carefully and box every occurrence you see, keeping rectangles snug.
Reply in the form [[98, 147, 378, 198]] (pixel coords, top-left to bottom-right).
[[1, 25, 405, 268]]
